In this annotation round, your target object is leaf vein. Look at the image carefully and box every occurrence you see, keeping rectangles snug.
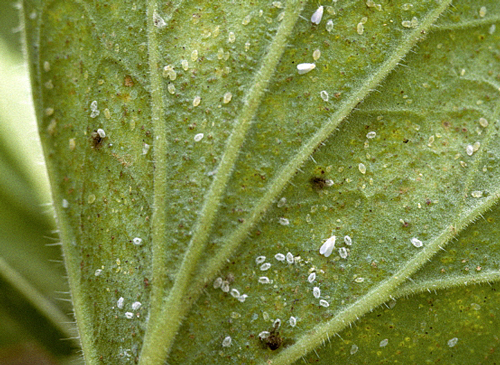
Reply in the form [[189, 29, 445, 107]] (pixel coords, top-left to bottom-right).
[[140, 2, 307, 363]]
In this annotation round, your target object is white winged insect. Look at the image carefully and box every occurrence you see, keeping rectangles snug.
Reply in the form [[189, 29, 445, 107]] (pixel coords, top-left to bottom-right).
[[319, 235, 336, 257], [311, 5, 324, 25]]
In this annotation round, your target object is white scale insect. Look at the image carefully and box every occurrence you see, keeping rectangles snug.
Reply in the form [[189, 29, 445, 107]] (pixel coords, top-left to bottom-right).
[[319, 235, 336, 257]]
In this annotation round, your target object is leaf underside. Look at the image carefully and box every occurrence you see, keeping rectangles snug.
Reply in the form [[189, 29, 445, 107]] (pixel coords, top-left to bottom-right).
[[23, 0, 500, 364]]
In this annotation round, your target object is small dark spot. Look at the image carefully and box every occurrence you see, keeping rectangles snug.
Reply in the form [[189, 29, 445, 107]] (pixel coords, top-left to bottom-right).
[[313, 166, 326, 175], [403, 138, 409, 143]]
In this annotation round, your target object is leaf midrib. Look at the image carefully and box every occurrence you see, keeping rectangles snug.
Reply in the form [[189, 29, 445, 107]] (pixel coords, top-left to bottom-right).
[[140, 2, 307, 364]]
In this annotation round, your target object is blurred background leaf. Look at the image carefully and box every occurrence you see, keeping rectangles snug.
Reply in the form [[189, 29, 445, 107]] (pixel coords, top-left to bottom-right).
[[0, 1, 79, 363]]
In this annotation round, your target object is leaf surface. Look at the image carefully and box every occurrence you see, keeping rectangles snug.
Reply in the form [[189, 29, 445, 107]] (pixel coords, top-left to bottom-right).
[[23, 0, 500, 364]]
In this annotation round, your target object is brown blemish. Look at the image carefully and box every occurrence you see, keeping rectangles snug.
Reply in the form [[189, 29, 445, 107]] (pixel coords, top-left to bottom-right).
[[124, 75, 134, 87]]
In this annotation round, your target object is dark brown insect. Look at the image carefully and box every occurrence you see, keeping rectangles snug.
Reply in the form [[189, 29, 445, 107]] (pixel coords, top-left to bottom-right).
[[261, 321, 283, 351], [310, 166, 333, 190], [310, 176, 329, 189]]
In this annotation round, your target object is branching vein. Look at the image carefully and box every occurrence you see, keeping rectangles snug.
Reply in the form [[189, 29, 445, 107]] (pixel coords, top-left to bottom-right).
[[140, 1, 307, 363]]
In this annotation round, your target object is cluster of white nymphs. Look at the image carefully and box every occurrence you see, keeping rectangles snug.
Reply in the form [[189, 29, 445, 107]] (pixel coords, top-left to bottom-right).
[[256, 255, 272, 272], [116, 296, 142, 319], [256, 251, 301, 286], [256, 255, 272, 284], [307, 271, 328, 307], [307, 268, 328, 307], [213, 276, 248, 302]]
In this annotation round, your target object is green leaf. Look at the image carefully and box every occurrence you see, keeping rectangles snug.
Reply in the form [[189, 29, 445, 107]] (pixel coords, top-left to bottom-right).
[[0, 33, 77, 361], [22, 0, 500, 364], [0, 0, 24, 62]]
